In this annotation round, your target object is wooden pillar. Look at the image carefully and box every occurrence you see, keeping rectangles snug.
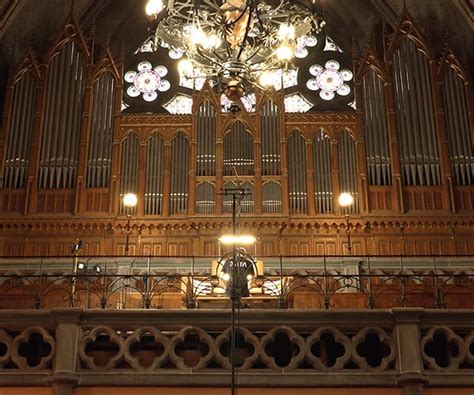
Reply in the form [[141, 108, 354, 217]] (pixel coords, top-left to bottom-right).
[[330, 126, 341, 216], [109, 77, 123, 216]]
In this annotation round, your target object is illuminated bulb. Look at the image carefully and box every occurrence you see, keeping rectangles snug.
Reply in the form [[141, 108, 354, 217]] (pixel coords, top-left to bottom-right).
[[259, 72, 275, 87], [208, 34, 222, 48], [276, 42, 294, 61], [278, 23, 296, 40], [191, 27, 207, 46], [222, 273, 231, 282], [123, 193, 138, 208], [338, 192, 354, 207], [145, 0, 164, 16], [246, 274, 253, 281], [178, 59, 193, 76], [218, 234, 256, 245]]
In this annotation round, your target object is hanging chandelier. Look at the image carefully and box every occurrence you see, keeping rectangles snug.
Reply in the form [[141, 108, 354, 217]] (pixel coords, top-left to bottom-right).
[[145, 0, 325, 102]]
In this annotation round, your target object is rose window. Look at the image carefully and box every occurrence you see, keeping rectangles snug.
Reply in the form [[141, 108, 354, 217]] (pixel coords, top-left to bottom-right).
[[124, 61, 171, 102], [306, 60, 353, 101]]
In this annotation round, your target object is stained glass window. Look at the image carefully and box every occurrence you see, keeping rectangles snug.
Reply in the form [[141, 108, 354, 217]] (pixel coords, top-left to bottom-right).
[[306, 60, 353, 100], [164, 94, 193, 114], [124, 61, 171, 102]]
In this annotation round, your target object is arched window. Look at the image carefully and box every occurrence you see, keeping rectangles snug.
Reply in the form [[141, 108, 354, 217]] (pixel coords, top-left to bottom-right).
[[2, 71, 36, 188], [361, 68, 391, 186], [261, 100, 281, 175], [170, 132, 189, 214], [223, 121, 254, 176], [119, 133, 139, 215], [87, 72, 115, 188], [338, 129, 359, 213], [196, 182, 215, 214], [39, 41, 86, 189], [262, 181, 282, 213], [442, 67, 474, 185], [313, 129, 333, 213], [288, 130, 307, 214], [392, 38, 440, 186], [196, 101, 216, 176], [145, 132, 164, 215]]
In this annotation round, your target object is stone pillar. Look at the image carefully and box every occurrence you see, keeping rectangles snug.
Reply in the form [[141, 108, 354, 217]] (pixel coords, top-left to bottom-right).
[[393, 308, 429, 395], [49, 309, 82, 395]]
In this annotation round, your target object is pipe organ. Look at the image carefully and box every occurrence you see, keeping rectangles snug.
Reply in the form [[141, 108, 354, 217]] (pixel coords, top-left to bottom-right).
[[0, 15, 473, 258]]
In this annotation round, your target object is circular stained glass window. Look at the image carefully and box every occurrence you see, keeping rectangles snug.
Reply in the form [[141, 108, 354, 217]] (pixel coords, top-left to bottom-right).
[[125, 62, 171, 102], [316, 69, 344, 92], [337, 84, 351, 96], [320, 90, 335, 101], [134, 70, 161, 93], [325, 60, 340, 70], [306, 36, 318, 47], [309, 64, 323, 76], [306, 78, 319, 91]]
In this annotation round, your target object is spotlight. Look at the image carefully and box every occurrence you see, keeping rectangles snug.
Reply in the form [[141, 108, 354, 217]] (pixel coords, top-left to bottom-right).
[[93, 265, 102, 274], [77, 262, 86, 271]]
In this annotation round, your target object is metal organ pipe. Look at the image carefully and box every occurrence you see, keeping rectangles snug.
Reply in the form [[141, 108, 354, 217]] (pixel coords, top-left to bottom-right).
[[288, 130, 307, 214], [87, 73, 115, 188], [119, 133, 139, 214], [362, 69, 392, 186], [313, 129, 333, 213], [196, 182, 215, 213], [442, 67, 474, 185], [392, 39, 440, 186], [170, 132, 189, 214], [145, 132, 164, 215], [197, 102, 216, 176], [223, 121, 254, 176], [39, 41, 85, 189], [262, 181, 282, 213], [261, 100, 281, 176], [338, 130, 359, 213], [3, 72, 36, 189]]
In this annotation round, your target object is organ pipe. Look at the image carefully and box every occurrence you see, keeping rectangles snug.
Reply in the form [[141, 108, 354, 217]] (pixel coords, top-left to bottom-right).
[[2, 72, 36, 188], [262, 181, 282, 213], [261, 100, 281, 176], [170, 132, 189, 214], [288, 130, 307, 214], [196, 182, 215, 213], [223, 121, 254, 176], [338, 130, 359, 213], [145, 132, 164, 215], [119, 133, 139, 215], [362, 69, 392, 186], [313, 129, 333, 213], [442, 67, 474, 185], [87, 73, 115, 188], [196, 101, 216, 176], [392, 39, 440, 186], [39, 41, 85, 189]]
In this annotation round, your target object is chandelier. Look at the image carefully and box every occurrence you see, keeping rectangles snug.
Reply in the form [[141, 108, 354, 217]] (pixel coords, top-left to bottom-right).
[[145, 0, 325, 102]]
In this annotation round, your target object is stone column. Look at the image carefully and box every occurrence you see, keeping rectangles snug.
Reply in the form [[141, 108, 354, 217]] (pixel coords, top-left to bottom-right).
[[49, 309, 82, 395], [393, 308, 429, 395]]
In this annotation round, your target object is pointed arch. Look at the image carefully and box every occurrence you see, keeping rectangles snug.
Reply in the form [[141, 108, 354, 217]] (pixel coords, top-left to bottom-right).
[[145, 132, 165, 215], [313, 128, 333, 213], [223, 121, 254, 176]]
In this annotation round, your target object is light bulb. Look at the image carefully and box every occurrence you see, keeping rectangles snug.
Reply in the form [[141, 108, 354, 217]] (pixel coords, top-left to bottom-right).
[[259, 72, 275, 87], [123, 193, 138, 208], [145, 0, 164, 16], [276, 42, 294, 61], [191, 27, 207, 46], [278, 23, 296, 40], [338, 192, 354, 207], [222, 273, 231, 282], [178, 59, 193, 76], [246, 274, 253, 281]]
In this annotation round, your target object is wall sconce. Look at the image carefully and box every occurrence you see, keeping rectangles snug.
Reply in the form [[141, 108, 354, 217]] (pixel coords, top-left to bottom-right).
[[338, 192, 354, 254], [123, 193, 138, 256]]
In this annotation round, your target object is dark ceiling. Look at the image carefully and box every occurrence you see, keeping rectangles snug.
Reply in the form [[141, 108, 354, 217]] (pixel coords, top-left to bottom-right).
[[0, 0, 472, 111]]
